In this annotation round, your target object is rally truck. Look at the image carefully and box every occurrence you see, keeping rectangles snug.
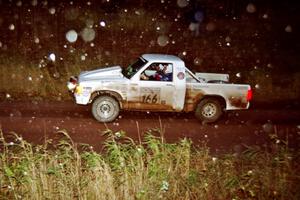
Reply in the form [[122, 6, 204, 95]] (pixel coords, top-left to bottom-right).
[[67, 54, 252, 123]]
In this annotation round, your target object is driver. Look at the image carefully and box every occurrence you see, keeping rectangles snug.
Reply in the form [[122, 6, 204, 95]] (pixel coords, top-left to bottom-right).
[[141, 64, 172, 81], [153, 64, 171, 81]]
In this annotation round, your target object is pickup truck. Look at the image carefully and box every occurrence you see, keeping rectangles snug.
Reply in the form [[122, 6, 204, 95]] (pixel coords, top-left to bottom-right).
[[67, 54, 252, 123]]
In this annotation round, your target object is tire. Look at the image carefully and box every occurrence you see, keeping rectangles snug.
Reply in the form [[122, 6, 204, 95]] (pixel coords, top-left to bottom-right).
[[92, 96, 120, 122], [195, 98, 223, 123]]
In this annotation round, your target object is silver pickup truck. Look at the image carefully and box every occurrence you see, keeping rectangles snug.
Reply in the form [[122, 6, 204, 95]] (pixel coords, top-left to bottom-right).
[[67, 54, 252, 123]]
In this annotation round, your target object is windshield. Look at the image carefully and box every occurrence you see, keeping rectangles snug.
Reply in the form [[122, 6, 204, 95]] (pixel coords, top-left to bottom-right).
[[123, 57, 147, 79]]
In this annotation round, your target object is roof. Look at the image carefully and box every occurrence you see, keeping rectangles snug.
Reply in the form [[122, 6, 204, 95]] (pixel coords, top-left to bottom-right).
[[141, 54, 183, 63]]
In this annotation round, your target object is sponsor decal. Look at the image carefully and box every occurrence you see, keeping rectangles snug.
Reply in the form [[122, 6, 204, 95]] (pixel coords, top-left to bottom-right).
[[177, 72, 185, 80], [82, 87, 92, 96]]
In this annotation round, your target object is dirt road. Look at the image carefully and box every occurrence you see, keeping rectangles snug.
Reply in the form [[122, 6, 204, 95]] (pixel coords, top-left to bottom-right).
[[0, 101, 299, 153]]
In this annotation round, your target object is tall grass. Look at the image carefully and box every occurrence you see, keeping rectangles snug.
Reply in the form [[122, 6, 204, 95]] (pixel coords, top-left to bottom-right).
[[0, 129, 299, 200]]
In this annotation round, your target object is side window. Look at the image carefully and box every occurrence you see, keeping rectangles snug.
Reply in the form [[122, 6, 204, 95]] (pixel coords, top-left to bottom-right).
[[140, 63, 173, 82]]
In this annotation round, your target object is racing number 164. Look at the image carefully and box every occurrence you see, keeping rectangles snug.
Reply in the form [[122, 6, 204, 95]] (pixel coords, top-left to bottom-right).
[[142, 94, 158, 104]]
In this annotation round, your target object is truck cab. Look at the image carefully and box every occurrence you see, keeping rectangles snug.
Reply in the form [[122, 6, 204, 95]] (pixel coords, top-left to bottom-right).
[[123, 54, 186, 112]]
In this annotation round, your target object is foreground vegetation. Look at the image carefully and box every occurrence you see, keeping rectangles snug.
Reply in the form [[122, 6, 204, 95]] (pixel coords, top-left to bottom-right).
[[0, 129, 299, 200]]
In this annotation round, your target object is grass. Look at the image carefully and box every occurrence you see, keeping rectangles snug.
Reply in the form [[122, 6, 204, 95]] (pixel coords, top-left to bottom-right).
[[0, 129, 299, 200], [0, 54, 79, 101]]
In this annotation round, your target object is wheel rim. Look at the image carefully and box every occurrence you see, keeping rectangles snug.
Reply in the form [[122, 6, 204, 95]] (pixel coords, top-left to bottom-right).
[[97, 100, 115, 119], [201, 103, 217, 118]]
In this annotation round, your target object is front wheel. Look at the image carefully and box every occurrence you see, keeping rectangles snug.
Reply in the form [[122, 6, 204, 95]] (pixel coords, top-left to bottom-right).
[[195, 98, 223, 123], [92, 96, 120, 122]]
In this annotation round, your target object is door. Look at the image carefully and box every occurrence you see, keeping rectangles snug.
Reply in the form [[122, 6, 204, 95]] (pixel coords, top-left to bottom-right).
[[127, 63, 175, 111]]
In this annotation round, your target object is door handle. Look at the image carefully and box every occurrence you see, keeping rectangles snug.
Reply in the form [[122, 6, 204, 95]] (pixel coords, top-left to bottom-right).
[[166, 84, 174, 87]]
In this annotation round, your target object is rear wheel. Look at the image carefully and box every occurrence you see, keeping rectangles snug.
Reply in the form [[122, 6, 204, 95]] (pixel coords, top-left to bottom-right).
[[195, 98, 223, 123], [92, 96, 120, 122]]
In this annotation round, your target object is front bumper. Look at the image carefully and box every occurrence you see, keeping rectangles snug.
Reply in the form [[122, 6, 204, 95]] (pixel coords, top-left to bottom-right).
[[68, 89, 90, 105], [74, 93, 91, 105]]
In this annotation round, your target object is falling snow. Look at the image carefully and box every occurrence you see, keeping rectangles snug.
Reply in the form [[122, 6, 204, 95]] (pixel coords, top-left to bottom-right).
[[42, 0, 48, 6], [225, 37, 231, 45], [177, 0, 189, 8], [81, 28, 96, 42], [193, 57, 202, 66], [66, 30, 78, 43], [9, 24, 15, 31], [31, 0, 38, 6], [48, 53, 56, 62], [157, 35, 169, 47], [86, 19, 94, 28], [49, 7, 56, 15], [263, 14, 268, 19], [246, 3, 256, 13], [34, 37, 40, 44], [16, 1, 22, 7], [100, 21, 106, 27], [285, 25, 292, 33], [194, 11, 204, 23], [263, 122, 273, 133]]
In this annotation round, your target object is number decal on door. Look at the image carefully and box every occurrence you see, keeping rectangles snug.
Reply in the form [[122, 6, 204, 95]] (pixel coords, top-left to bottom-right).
[[140, 87, 160, 104], [142, 94, 158, 103]]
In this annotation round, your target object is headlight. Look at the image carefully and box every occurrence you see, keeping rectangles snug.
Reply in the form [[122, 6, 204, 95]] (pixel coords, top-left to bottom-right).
[[67, 82, 77, 91]]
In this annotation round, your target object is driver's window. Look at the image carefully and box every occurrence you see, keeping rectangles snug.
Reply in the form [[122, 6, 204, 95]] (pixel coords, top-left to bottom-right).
[[140, 63, 173, 82]]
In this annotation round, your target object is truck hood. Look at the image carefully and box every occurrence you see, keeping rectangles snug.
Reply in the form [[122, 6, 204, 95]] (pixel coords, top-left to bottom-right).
[[79, 66, 124, 81]]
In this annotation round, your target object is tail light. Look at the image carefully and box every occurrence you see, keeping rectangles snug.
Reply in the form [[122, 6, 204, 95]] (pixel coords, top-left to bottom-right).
[[247, 88, 253, 101]]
